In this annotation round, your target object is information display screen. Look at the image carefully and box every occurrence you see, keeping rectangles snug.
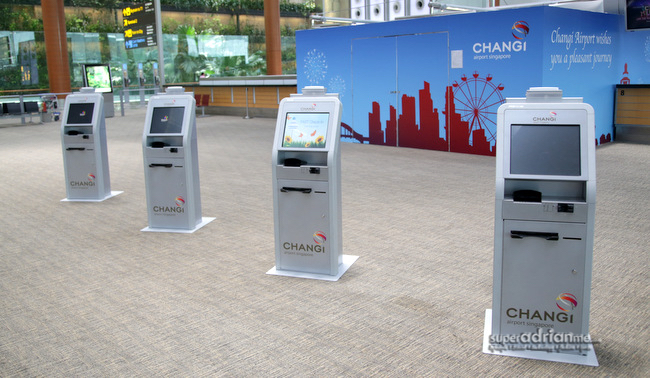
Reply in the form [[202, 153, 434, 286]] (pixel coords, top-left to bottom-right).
[[67, 103, 95, 124], [84, 64, 113, 93], [626, 0, 650, 30], [281, 112, 329, 148], [510, 124, 581, 176], [150, 107, 185, 134]]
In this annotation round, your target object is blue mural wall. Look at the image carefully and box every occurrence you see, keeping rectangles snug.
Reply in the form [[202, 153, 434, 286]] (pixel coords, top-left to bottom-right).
[[296, 6, 624, 155], [618, 13, 650, 84]]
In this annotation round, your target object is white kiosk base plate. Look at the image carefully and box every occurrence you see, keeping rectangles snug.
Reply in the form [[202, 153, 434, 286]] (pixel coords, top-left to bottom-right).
[[482, 309, 598, 366], [140, 216, 216, 233], [267, 254, 359, 281], [61, 191, 123, 202]]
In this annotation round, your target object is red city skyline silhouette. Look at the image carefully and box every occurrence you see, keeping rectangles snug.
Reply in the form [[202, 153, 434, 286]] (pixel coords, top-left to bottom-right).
[[343, 81, 496, 156]]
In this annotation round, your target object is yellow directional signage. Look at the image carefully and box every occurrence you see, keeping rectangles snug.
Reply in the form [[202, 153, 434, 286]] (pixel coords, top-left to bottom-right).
[[123, 2, 156, 49]]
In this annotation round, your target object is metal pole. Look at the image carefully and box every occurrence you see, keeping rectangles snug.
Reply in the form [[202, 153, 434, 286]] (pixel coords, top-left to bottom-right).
[[120, 89, 125, 116], [243, 87, 251, 119], [154, 0, 165, 87]]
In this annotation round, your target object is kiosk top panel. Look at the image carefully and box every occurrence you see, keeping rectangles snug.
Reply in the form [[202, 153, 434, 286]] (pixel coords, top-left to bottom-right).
[[150, 107, 185, 134], [281, 112, 330, 149], [66, 103, 95, 125], [63, 91, 103, 127], [498, 102, 594, 181], [275, 95, 341, 152], [144, 93, 194, 136]]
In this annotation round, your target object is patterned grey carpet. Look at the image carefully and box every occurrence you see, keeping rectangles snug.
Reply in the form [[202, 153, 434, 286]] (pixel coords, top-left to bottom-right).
[[1, 108, 648, 376]]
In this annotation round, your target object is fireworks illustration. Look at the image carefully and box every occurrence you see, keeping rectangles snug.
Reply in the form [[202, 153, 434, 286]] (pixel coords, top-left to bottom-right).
[[328, 75, 346, 98], [304, 49, 328, 85]]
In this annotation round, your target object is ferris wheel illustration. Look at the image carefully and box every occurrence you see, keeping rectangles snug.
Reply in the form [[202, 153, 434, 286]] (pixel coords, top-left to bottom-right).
[[452, 71, 505, 142]]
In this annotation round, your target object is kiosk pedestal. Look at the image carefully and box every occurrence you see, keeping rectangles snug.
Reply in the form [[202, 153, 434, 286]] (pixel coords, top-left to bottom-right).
[[103, 93, 115, 118], [61, 87, 122, 202], [483, 88, 597, 366], [141, 87, 214, 233], [267, 86, 358, 281]]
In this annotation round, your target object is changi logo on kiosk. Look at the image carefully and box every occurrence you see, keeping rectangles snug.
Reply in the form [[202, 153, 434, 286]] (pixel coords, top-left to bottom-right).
[[313, 231, 327, 244], [533, 111, 558, 122], [282, 231, 327, 254], [153, 196, 186, 214], [556, 292, 578, 312], [174, 196, 185, 207], [70, 173, 96, 188], [299, 103, 317, 111], [506, 292, 577, 326]]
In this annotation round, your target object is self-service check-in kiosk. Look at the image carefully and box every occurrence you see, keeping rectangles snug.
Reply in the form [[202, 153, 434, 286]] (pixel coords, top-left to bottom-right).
[[483, 88, 597, 366], [61, 87, 122, 202], [267, 86, 358, 281], [141, 87, 214, 233]]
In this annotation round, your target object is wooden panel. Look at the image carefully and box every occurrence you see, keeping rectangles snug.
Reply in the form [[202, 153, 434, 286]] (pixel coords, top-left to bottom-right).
[[615, 102, 650, 111], [615, 87, 650, 126], [616, 117, 650, 126], [251, 87, 281, 108], [186, 85, 297, 109], [616, 109, 650, 118], [231, 87, 248, 107], [616, 95, 650, 105], [279, 87, 297, 101], [211, 87, 234, 106]]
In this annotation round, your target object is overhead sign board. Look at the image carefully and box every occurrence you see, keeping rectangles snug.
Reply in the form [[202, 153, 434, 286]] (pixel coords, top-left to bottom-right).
[[123, 2, 156, 49]]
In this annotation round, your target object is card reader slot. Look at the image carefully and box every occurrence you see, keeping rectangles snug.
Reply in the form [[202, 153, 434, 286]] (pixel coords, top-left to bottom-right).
[[281, 186, 312, 194], [510, 230, 559, 241], [66, 147, 86, 151], [149, 163, 173, 168]]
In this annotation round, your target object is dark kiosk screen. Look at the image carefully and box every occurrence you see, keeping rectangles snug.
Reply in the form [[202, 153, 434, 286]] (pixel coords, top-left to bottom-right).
[[67, 103, 95, 124], [510, 124, 581, 176], [150, 107, 185, 134]]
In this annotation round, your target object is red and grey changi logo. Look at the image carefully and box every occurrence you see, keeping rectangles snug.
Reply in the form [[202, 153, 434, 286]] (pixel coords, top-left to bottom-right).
[[512, 20, 530, 40], [556, 293, 578, 312], [87, 173, 96, 182], [313, 231, 326, 245], [175, 196, 185, 207]]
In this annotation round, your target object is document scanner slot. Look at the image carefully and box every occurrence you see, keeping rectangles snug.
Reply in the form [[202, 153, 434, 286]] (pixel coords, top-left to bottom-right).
[[66, 147, 86, 151], [281, 187, 312, 193], [149, 163, 173, 168], [510, 230, 559, 240]]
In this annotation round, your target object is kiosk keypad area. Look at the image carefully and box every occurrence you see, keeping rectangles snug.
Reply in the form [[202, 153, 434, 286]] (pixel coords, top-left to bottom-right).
[[268, 86, 358, 280], [484, 87, 598, 366], [141, 87, 214, 233], [61, 87, 121, 202]]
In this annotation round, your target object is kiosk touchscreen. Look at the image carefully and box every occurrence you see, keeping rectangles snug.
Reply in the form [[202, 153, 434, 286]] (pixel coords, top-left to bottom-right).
[[268, 86, 358, 281], [82, 64, 115, 117], [141, 87, 214, 233], [61, 87, 122, 202], [483, 88, 597, 366]]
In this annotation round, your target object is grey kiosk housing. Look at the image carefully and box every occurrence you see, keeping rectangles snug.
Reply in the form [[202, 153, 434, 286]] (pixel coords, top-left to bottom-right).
[[483, 88, 598, 366], [268, 86, 358, 280], [61, 87, 121, 202], [141, 87, 214, 233]]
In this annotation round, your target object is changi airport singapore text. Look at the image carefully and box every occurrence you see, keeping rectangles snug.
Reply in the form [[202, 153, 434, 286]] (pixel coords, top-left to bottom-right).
[[549, 28, 613, 70], [473, 41, 526, 61]]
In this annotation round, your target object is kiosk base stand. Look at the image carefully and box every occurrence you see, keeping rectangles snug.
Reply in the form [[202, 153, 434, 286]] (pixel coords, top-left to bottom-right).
[[61, 191, 123, 203], [267, 254, 359, 281], [482, 309, 598, 366], [140, 216, 215, 233]]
